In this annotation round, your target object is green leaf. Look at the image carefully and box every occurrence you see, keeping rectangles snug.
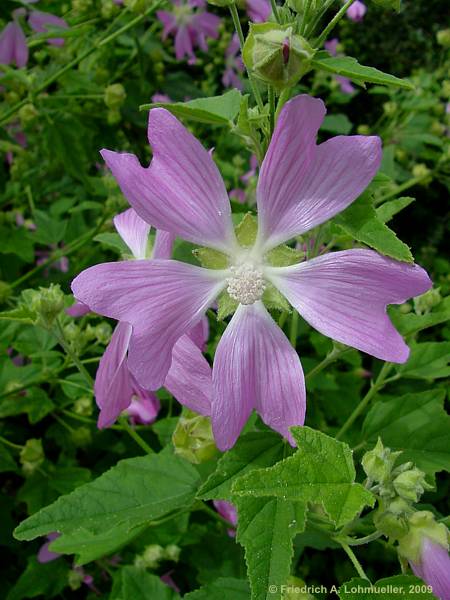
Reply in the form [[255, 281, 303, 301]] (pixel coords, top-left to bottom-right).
[[0, 445, 17, 473], [0, 305, 36, 325], [197, 432, 287, 502], [361, 390, 450, 480], [311, 55, 413, 89], [389, 297, 450, 336], [334, 192, 413, 262], [338, 575, 436, 599], [140, 90, 242, 125], [0, 226, 34, 263], [321, 114, 352, 135], [185, 578, 250, 599], [0, 388, 54, 424], [32, 210, 67, 245], [111, 566, 180, 600], [231, 428, 374, 600], [6, 557, 70, 600], [94, 232, 129, 255], [376, 197, 415, 223], [14, 453, 200, 544], [396, 342, 450, 379]]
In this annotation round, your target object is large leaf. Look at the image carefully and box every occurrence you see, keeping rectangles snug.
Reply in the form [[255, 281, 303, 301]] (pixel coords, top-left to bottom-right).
[[396, 342, 450, 379], [338, 576, 437, 599], [389, 297, 450, 336], [231, 428, 374, 600], [361, 390, 450, 480], [0, 226, 34, 263], [197, 432, 287, 502], [185, 577, 250, 599], [111, 566, 180, 600], [14, 453, 200, 547], [6, 557, 69, 600], [375, 197, 415, 223], [140, 90, 242, 125], [334, 192, 413, 262], [311, 54, 413, 89]]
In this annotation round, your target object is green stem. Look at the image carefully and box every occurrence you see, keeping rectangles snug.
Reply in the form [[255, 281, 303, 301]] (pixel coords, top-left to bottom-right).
[[375, 174, 432, 205], [305, 347, 351, 381], [315, 0, 356, 47], [0, 435, 23, 450], [300, 0, 313, 35], [343, 531, 384, 547], [119, 417, 154, 454], [55, 319, 94, 387], [341, 542, 371, 581], [336, 362, 393, 440], [0, 2, 164, 126], [229, 4, 265, 112], [274, 87, 292, 122], [289, 311, 299, 347], [268, 86, 276, 136]]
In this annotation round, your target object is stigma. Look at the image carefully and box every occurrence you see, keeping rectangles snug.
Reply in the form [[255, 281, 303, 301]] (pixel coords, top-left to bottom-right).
[[226, 264, 266, 305]]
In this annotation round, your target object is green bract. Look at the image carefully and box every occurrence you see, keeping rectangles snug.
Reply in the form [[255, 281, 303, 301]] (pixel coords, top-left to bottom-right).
[[243, 23, 315, 89]]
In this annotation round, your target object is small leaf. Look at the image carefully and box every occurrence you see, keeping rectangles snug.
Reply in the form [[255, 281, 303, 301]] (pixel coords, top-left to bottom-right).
[[388, 297, 450, 336], [376, 197, 415, 223], [111, 566, 180, 600], [0, 445, 17, 473], [312, 54, 413, 89], [396, 341, 450, 379], [0, 226, 34, 263], [94, 232, 129, 255], [140, 90, 242, 125], [334, 192, 413, 262], [361, 389, 450, 481], [5, 557, 70, 600], [321, 114, 352, 135]]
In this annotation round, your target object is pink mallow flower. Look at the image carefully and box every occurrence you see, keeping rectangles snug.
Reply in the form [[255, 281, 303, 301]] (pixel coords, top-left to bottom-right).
[[83, 208, 212, 429], [0, 10, 28, 68], [157, 0, 220, 62], [246, 0, 271, 23], [72, 94, 431, 451], [28, 10, 69, 46], [324, 38, 355, 95], [222, 33, 244, 91], [346, 0, 367, 22], [37, 533, 61, 563], [410, 538, 450, 600], [213, 499, 238, 536]]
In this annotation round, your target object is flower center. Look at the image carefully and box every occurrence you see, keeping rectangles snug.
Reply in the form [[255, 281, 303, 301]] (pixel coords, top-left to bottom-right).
[[173, 4, 193, 26], [226, 264, 266, 305]]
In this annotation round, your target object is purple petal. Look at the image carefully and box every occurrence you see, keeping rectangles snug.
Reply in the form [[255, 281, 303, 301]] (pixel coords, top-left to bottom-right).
[[257, 95, 382, 251], [213, 500, 238, 526], [165, 334, 212, 415], [191, 12, 221, 39], [346, 0, 367, 22], [95, 321, 134, 428], [188, 316, 209, 351], [212, 302, 305, 451], [157, 11, 177, 38], [152, 230, 175, 260], [113, 208, 151, 259], [72, 260, 225, 389], [411, 538, 450, 600], [174, 25, 194, 60], [256, 95, 326, 250], [37, 533, 61, 563], [336, 75, 356, 94], [66, 300, 90, 317], [0, 22, 28, 68], [246, 0, 271, 22], [28, 10, 69, 46], [268, 249, 432, 363], [101, 109, 236, 253], [324, 38, 339, 56], [126, 387, 160, 425]]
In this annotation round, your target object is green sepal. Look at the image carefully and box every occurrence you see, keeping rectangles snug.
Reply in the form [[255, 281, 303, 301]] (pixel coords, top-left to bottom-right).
[[266, 244, 304, 267], [192, 247, 229, 269], [262, 283, 290, 312], [235, 212, 258, 247], [217, 290, 239, 321]]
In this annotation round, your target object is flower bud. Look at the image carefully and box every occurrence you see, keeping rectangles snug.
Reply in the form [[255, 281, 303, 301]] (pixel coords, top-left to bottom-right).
[[164, 544, 181, 562], [383, 101, 397, 116], [95, 322, 112, 345], [397, 511, 449, 565], [71, 426, 92, 447], [357, 124, 370, 135], [243, 23, 315, 90], [393, 467, 432, 503], [20, 439, 44, 476], [362, 438, 402, 484], [18, 103, 38, 127], [74, 396, 93, 416], [107, 108, 122, 125], [412, 163, 432, 184], [374, 497, 411, 539], [436, 29, 450, 47], [104, 83, 127, 109], [134, 544, 165, 569], [124, 0, 148, 12], [172, 410, 218, 464], [26, 284, 65, 329], [413, 287, 441, 315]]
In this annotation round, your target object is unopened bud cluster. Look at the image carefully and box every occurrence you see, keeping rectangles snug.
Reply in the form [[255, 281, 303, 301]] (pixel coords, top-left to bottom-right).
[[134, 543, 181, 569], [172, 409, 218, 464], [23, 284, 65, 329]]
